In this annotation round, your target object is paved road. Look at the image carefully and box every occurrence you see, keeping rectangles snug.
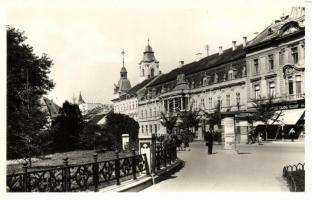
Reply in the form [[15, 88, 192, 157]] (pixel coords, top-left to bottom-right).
[[142, 141, 304, 192]]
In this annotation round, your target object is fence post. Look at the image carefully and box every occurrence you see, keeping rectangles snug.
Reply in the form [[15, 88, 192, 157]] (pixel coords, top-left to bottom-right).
[[163, 144, 167, 168], [151, 134, 156, 174], [115, 150, 120, 185], [22, 161, 28, 192], [63, 157, 69, 192], [156, 143, 161, 170], [93, 153, 99, 192], [132, 148, 137, 180], [143, 154, 151, 175], [169, 143, 173, 165]]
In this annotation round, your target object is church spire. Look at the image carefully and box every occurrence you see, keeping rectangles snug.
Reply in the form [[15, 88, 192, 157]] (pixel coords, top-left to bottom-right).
[[121, 49, 125, 67], [78, 91, 85, 104]]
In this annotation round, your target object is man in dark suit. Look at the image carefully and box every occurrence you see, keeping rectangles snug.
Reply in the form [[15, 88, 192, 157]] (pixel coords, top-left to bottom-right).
[[207, 128, 214, 154]]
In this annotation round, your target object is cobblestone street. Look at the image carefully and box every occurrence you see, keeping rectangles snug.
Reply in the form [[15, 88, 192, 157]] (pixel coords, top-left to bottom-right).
[[143, 141, 304, 192]]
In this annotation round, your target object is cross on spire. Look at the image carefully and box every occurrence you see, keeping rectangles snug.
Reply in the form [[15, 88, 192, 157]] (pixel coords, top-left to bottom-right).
[[147, 38, 150, 44], [121, 49, 125, 67]]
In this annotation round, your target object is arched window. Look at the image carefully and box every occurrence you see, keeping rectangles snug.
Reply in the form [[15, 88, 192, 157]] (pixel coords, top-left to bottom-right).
[[142, 69, 145, 76], [151, 68, 155, 77]]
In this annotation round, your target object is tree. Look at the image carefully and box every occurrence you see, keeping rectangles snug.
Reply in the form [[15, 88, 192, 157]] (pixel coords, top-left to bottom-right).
[[248, 96, 283, 140], [103, 112, 139, 150], [206, 101, 222, 127], [160, 112, 177, 135], [7, 27, 55, 160], [50, 101, 83, 152]]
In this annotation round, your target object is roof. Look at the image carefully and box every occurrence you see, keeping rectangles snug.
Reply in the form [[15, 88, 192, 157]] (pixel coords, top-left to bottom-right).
[[42, 97, 61, 118], [148, 45, 245, 87], [87, 113, 107, 125], [118, 78, 131, 92], [112, 76, 158, 102], [120, 66, 127, 73], [139, 44, 159, 64], [246, 7, 305, 49]]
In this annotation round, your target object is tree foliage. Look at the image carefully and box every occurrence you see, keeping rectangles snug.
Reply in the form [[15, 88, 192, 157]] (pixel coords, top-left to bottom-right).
[[160, 112, 177, 135], [50, 101, 83, 152], [248, 96, 283, 140], [248, 96, 283, 125], [7, 27, 55, 159], [103, 112, 139, 150]]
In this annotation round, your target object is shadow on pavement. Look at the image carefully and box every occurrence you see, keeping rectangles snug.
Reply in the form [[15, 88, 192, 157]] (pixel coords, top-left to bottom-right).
[[237, 152, 251, 155]]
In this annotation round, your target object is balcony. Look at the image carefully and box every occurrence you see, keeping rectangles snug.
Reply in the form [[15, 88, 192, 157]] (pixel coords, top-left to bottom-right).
[[278, 93, 305, 102]]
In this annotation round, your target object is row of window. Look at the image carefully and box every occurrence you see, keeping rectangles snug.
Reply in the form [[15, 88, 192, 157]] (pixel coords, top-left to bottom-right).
[[140, 107, 159, 119], [115, 101, 138, 112], [141, 124, 159, 134], [193, 93, 241, 109], [252, 47, 299, 75], [253, 75, 303, 99]]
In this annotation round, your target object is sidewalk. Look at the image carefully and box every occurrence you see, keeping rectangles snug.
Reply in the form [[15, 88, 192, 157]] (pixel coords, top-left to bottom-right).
[[142, 141, 304, 192]]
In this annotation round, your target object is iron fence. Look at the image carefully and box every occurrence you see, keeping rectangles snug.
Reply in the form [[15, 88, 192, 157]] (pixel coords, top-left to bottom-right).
[[282, 162, 305, 192], [155, 143, 177, 171], [7, 152, 149, 192]]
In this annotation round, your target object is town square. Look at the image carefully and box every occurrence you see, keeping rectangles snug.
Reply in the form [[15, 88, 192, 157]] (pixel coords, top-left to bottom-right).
[[1, 0, 309, 195]]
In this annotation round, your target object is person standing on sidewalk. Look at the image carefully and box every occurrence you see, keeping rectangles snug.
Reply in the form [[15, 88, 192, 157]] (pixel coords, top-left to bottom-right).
[[207, 128, 214, 154], [289, 128, 296, 142]]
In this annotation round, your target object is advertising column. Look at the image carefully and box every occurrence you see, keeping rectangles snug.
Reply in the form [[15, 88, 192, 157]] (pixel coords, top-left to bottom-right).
[[222, 117, 235, 150]]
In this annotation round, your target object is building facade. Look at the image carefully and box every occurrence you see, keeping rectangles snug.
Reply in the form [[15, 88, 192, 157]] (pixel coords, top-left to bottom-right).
[[245, 7, 305, 139], [112, 7, 305, 143]]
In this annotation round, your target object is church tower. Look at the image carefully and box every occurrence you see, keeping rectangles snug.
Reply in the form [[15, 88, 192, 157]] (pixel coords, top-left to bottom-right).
[[113, 49, 132, 98], [139, 39, 160, 82]]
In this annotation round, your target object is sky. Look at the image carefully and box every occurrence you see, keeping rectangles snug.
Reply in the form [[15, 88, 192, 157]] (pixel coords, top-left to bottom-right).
[[2, 0, 306, 106]]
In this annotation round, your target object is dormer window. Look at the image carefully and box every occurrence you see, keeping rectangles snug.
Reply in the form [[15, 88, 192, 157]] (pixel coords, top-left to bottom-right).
[[228, 70, 234, 80], [268, 28, 273, 35], [203, 77, 208, 86]]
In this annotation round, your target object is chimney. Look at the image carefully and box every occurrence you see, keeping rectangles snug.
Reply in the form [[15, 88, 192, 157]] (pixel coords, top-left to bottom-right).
[[243, 36, 247, 47], [179, 61, 184, 67], [232, 41, 237, 50], [205, 44, 209, 56], [218, 46, 223, 55]]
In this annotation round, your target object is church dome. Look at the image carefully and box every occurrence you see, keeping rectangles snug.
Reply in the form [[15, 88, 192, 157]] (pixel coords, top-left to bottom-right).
[[144, 44, 154, 53], [140, 44, 159, 64], [118, 78, 131, 93], [120, 66, 127, 73]]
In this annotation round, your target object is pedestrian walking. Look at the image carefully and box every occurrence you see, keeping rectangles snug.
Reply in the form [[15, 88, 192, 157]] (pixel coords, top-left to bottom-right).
[[258, 132, 263, 145], [206, 128, 214, 154], [289, 128, 296, 142]]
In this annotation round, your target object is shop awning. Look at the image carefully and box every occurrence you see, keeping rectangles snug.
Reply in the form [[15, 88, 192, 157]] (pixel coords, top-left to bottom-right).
[[277, 108, 305, 125], [255, 108, 305, 126]]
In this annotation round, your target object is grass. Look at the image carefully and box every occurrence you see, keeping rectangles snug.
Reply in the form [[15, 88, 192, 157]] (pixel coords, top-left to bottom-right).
[[7, 150, 132, 175], [290, 170, 305, 192]]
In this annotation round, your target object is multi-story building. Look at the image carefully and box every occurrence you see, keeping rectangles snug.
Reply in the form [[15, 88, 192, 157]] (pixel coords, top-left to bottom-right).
[[112, 7, 305, 143], [145, 40, 248, 141], [245, 7, 305, 139]]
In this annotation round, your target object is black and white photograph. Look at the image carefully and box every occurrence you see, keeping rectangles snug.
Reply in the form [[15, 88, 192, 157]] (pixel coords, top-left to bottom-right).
[[1, 0, 311, 196]]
